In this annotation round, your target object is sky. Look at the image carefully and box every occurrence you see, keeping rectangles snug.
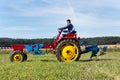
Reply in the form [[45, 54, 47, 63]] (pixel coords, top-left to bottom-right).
[[0, 0, 120, 39]]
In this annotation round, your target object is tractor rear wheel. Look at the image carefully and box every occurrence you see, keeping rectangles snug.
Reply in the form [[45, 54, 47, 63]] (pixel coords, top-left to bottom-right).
[[10, 51, 24, 62], [56, 39, 81, 62]]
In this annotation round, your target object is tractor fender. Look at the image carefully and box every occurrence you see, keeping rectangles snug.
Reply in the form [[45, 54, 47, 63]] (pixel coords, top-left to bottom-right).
[[57, 38, 79, 44]]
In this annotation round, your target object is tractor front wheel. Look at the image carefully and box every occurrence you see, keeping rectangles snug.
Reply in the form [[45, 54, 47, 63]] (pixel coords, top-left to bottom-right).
[[10, 51, 24, 62], [56, 39, 81, 62]]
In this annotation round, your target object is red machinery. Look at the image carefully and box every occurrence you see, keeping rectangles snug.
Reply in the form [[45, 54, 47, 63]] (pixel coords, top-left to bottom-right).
[[10, 30, 81, 62]]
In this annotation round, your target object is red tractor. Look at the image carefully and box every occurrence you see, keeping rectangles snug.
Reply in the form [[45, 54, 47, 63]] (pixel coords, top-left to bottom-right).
[[10, 30, 81, 62]]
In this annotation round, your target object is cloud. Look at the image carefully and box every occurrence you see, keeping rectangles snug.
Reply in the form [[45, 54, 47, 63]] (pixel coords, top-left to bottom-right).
[[18, 7, 72, 17], [73, 13, 120, 28], [64, 0, 120, 28], [2, 26, 37, 31], [0, 0, 78, 17], [70, 0, 120, 9]]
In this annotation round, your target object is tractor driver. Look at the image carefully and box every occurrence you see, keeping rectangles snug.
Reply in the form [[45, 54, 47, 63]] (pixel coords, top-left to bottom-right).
[[58, 19, 74, 34]]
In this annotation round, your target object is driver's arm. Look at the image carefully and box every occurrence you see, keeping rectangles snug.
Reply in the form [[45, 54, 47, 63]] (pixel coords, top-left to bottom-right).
[[59, 25, 69, 30]]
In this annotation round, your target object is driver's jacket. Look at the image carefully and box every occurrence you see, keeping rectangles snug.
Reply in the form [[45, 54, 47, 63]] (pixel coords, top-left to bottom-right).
[[59, 24, 74, 33]]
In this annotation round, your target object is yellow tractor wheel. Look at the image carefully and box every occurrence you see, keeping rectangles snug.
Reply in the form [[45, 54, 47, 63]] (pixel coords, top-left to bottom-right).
[[10, 51, 24, 62], [56, 39, 81, 62]]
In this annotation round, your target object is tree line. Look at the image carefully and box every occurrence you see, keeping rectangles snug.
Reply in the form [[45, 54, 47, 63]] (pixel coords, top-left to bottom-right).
[[0, 36, 120, 47]]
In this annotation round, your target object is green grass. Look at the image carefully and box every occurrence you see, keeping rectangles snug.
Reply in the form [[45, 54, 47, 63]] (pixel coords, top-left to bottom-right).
[[107, 48, 120, 52], [0, 50, 120, 80]]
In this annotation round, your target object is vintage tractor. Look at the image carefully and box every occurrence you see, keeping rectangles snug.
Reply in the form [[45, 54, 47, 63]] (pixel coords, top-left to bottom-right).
[[10, 30, 107, 62]]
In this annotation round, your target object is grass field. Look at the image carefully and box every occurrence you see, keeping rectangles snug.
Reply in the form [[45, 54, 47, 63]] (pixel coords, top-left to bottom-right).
[[0, 50, 120, 80]]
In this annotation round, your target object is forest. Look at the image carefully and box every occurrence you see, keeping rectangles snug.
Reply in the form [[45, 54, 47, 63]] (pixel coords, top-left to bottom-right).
[[0, 36, 120, 47]]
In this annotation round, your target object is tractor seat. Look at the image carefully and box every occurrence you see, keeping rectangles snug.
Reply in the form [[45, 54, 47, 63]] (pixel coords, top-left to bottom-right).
[[63, 34, 67, 37], [62, 30, 76, 37]]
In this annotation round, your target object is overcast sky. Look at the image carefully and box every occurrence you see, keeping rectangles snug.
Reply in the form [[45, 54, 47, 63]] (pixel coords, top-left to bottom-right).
[[0, 0, 120, 39]]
